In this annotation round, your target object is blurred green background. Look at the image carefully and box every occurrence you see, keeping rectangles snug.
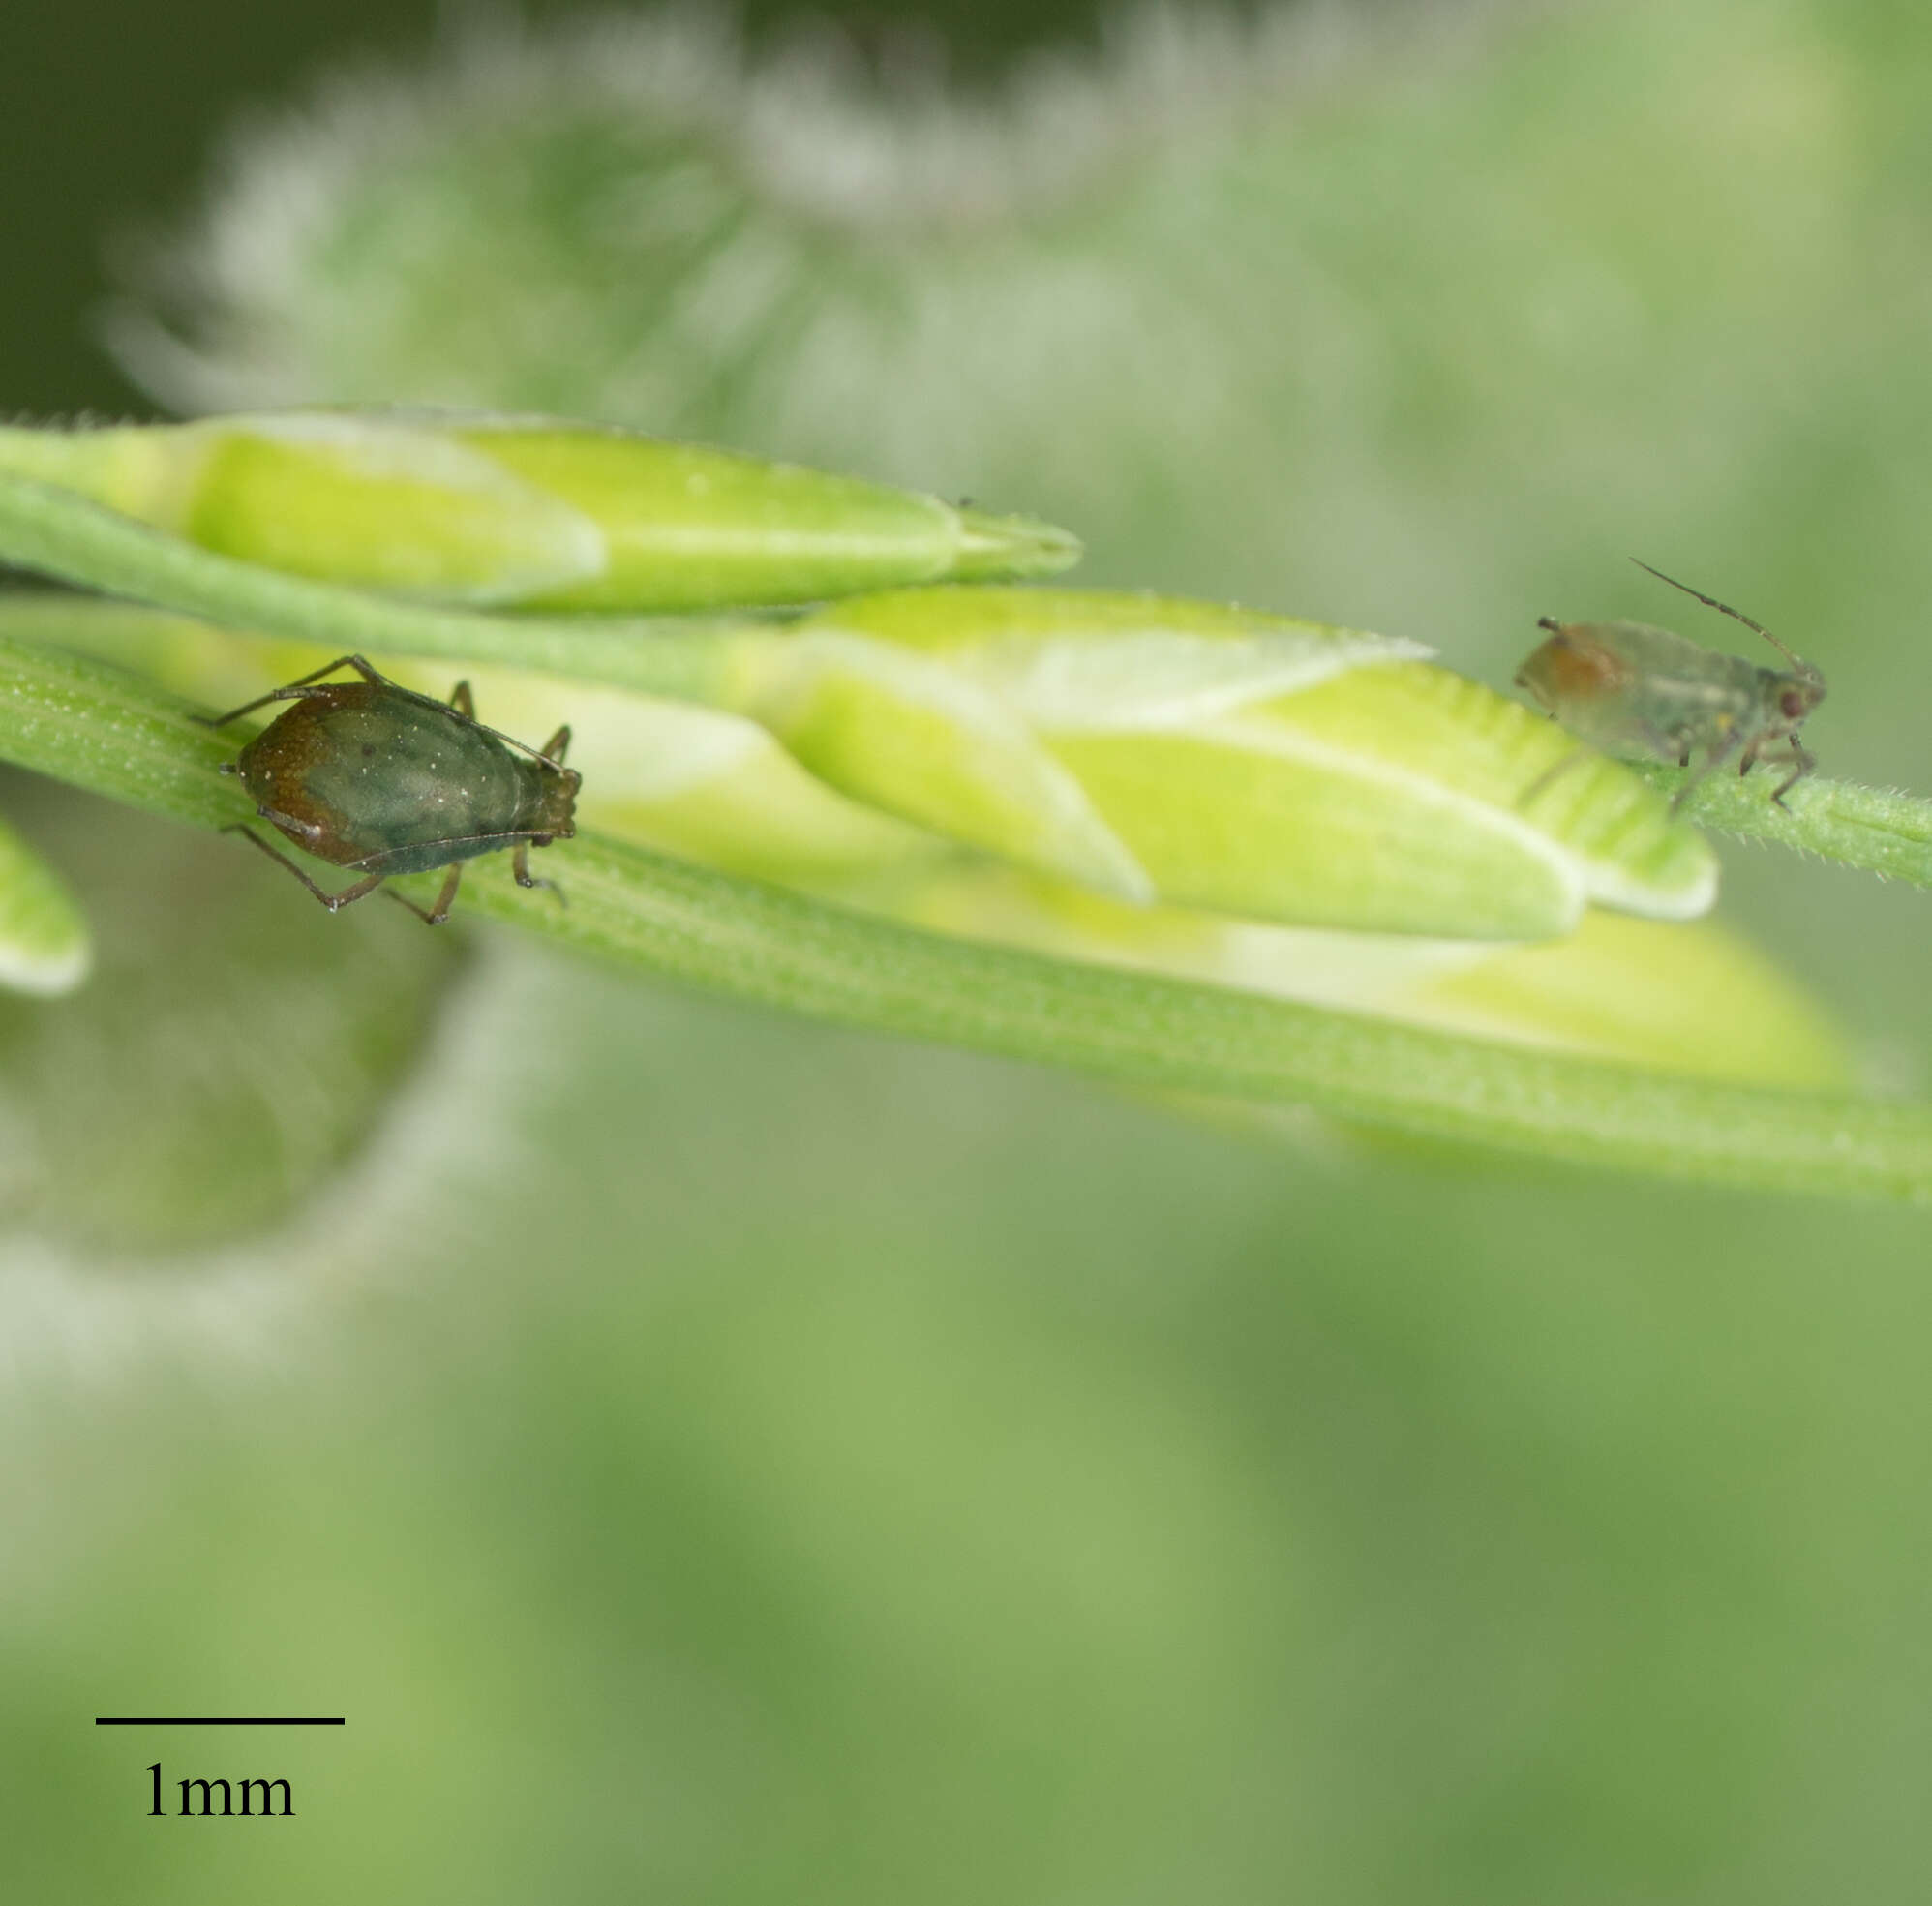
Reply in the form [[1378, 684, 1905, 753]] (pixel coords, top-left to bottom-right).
[[9, 0, 1932, 1898]]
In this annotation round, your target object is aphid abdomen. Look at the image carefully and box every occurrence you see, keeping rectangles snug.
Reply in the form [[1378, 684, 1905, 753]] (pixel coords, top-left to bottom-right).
[[237, 685, 538, 870], [1524, 626, 1636, 702], [1518, 635, 1642, 758]]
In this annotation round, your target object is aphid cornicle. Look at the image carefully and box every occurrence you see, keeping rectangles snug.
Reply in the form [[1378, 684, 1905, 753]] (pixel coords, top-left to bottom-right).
[[1516, 562, 1826, 809], [204, 654, 580, 923]]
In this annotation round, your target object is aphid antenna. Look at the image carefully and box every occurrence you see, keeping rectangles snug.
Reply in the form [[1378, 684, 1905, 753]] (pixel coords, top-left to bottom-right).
[[454, 715, 573, 773], [1631, 559, 1815, 675], [402, 680, 570, 771]]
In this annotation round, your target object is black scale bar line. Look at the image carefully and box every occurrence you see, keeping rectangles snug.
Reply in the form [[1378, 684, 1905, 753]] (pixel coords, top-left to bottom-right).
[[95, 1716, 345, 1726]]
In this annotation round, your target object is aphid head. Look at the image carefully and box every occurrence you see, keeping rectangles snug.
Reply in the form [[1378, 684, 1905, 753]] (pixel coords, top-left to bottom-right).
[[531, 765, 581, 841], [1779, 660, 1826, 722]]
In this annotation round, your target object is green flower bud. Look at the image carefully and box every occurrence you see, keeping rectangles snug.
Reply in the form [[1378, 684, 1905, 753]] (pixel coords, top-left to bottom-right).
[[720, 588, 1718, 940], [891, 866, 1848, 1089], [0, 412, 1079, 611]]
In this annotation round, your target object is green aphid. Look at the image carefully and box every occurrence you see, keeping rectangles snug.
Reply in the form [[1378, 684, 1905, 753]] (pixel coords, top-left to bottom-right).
[[1516, 561, 1826, 809], [204, 655, 579, 923]]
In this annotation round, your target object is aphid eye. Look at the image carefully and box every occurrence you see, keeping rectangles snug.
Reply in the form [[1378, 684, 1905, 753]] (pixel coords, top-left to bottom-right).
[[1780, 688, 1807, 719]]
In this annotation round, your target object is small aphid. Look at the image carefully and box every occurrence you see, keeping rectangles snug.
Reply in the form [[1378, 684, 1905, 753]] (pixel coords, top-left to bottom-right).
[[1516, 560, 1826, 809], [203, 654, 580, 923]]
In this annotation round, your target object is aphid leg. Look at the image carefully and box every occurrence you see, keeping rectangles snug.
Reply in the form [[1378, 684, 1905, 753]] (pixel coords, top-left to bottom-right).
[[383, 864, 465, 925], [539, 726, 572, 767], [197, 654, 386, 728], [1517, 747, 1591, 807], [224, 825, 387, 912], [427, 865, 464, 924], [1669, 730, 1745, 813], [512, 839, 568, 909], [1738, 740, 1760, 777], [1768, 741, 1817, 808], [254, 802, 327, 847], [449, 681, 475, 720]]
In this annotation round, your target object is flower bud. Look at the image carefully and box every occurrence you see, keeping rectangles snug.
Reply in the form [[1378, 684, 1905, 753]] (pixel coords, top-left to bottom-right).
[[0, 412, 1080, 611], [890, 865, 1847, 1088], [721, 588, 1718, 940]]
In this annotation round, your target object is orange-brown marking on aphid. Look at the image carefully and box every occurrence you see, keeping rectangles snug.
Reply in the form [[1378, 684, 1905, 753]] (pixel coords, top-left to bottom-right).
[[1539, 627, 1635, 700]]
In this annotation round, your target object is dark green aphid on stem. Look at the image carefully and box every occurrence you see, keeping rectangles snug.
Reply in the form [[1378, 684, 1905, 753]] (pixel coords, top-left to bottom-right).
[[1517, 561, 1826, 810], [205, 655, 579, 923]]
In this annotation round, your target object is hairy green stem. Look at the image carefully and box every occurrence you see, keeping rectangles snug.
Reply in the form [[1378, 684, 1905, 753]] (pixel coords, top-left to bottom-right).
[[0, 625, 1925, 1200], [1641, 761, 1932, 887]]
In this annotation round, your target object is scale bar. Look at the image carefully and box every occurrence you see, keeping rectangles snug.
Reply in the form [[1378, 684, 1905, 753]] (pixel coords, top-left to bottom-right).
[[95, 1717, 345, 1726]]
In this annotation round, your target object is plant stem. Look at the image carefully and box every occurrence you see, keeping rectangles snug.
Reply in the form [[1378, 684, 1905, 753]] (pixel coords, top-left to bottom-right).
[[1641, 761, 1932, 889]]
